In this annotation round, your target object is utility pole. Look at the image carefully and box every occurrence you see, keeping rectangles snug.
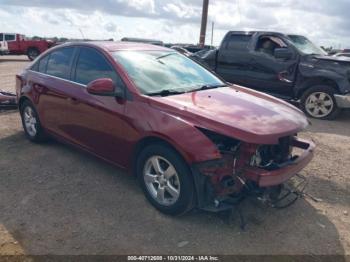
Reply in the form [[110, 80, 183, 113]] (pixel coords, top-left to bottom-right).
[[211, 21, 214, 47], [199, 0, 209, 47]]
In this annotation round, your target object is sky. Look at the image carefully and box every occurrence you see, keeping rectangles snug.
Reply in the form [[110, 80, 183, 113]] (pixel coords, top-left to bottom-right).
[[0, 0, 349, 48]]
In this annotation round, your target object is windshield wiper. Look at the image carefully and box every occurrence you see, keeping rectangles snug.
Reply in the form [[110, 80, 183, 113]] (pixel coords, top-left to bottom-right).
[[147, 84, 227, 96], [191, 83, 228, 92], [147, 89, 185, 97], [156, 53, 176, 60]]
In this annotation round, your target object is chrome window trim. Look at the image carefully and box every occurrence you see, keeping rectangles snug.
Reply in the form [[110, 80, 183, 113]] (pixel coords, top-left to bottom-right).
[[28, 69, 87, 88]]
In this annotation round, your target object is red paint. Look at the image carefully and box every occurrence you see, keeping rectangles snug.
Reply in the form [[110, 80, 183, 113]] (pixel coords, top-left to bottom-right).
[[86, 78, 115, 95], [153, 85, 308, 144]]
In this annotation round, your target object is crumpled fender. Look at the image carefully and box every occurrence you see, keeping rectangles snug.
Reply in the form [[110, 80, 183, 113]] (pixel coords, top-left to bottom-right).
[[125, 99, 221, 164], [296, 56, 350, 95], [141, 110, 221, 164]]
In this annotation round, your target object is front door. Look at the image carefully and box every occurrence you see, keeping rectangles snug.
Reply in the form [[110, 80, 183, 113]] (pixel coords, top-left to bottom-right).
[[244, 35, 298, 97], [62, 47, 128, 167]]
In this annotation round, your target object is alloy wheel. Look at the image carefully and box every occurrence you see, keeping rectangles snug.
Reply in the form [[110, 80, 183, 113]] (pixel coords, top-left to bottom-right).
[[23, 106, 37, 137], [143, 156, 181, 206], [305, 92, 334, 118]]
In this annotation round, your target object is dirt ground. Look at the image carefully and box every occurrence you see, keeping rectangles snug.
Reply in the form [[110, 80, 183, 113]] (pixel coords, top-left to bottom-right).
[[0, 55, 349, 256]]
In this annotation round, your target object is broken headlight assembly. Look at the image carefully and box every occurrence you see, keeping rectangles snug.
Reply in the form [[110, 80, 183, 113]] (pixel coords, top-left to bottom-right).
[[193, 128, 313, 225], [250, 136, 295, 171]]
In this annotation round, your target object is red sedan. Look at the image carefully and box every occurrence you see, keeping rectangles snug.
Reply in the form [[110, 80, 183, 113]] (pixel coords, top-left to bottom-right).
[[16, 42, 314, 215]]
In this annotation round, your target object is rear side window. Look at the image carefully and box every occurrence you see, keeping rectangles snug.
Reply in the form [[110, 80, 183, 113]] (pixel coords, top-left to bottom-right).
[[75, 47, 122, 86], [0, 34, 3, 41], [38, 55, 50, 73], [46, 48, 75, 79], [225, 34, 251, 50], [5, 34, 15, 41]]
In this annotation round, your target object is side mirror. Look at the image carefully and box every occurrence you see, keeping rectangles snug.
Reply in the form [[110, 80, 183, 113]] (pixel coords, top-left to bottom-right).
[[274, 48, 293, 60], [86, 78, 120, 97]]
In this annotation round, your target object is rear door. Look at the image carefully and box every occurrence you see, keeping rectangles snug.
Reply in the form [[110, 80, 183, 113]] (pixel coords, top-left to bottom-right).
[[28, 47, 76, 138], [216, 33, 252, 85]]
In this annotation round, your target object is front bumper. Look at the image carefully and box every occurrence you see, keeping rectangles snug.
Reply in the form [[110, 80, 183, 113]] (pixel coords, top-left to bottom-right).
[[334, 93, 350, 108], [191, 138, 315, 211], [244, 139, 315, 187]]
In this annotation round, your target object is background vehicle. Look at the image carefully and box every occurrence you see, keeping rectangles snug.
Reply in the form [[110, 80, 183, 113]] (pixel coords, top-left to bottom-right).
[[16, 42, 314, 216], [333, 52, 350, 58], [198, 31, 350, 120], [0, 33, 54, 60], [170, 45, 193, 56], [0, 90, 17, 109]]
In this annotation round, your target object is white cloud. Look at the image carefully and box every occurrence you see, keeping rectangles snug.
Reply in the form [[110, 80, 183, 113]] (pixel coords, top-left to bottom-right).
[[0, 0, 349, 48], [125, 0, 156, 13]]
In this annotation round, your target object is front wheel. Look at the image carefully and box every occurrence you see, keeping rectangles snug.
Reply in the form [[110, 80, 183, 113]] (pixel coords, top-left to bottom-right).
[[300, 85, 341, 120], [137, 144, 195, 215]]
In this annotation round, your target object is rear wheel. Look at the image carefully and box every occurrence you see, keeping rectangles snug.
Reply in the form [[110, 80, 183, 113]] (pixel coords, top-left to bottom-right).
[[137, 144, 195, 215], [300, 85, 341, 120], [20, 101, 47, 142], [27, 48, 40, 61]]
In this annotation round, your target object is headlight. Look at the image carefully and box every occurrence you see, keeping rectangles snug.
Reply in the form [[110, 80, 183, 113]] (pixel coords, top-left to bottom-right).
[[250, 136, 294, 169], [196, 127, 241, 155]]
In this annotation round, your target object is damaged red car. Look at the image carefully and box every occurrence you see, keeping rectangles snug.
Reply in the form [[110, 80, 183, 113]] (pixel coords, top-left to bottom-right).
[[16, 42, 315, 215]]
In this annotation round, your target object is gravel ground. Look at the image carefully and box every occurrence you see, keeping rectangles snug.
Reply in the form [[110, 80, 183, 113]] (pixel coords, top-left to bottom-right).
[[0, 55, 349, 256]]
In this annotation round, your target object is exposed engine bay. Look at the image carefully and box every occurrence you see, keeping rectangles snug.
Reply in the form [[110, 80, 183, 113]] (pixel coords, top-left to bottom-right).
[[191, 128, 314, 225]]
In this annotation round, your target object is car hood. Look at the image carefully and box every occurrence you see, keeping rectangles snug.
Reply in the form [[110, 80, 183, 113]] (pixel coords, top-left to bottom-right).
[[313, 54, 350, 64], [148, 85, 308, 144]]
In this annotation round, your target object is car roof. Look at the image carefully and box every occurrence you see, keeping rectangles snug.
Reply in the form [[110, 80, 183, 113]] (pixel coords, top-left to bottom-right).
[[57, 41, 171, 52], [121, 37, 163, 44], [227, 31, 296, 36]]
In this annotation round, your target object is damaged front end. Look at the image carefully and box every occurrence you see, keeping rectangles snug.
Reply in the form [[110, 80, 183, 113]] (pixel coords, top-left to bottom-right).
[[191, 128, 315, 212]]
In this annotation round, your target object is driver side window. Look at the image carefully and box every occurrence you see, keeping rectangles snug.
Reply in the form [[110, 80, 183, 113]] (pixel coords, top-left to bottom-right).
[[256, 36, 286, 57], [74, 47, 124, 89]]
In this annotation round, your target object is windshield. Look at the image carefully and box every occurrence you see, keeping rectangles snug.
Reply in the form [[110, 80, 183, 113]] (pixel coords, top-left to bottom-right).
[[287, 35, 327, 55], [112, 51, 225, 95]]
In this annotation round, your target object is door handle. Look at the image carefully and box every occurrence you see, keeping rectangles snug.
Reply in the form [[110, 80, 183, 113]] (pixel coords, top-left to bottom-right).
[[278, 71, 293, 83], [68, 97, 80, 104], [33, 83, 44, 92]]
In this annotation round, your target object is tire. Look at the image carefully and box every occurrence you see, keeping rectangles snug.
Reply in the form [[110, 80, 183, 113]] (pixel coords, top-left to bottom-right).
[[27, 48, 40, 61], [300, 85, 341, 120], [20, 100, 48, 142], [137, 144, 196, 215]]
